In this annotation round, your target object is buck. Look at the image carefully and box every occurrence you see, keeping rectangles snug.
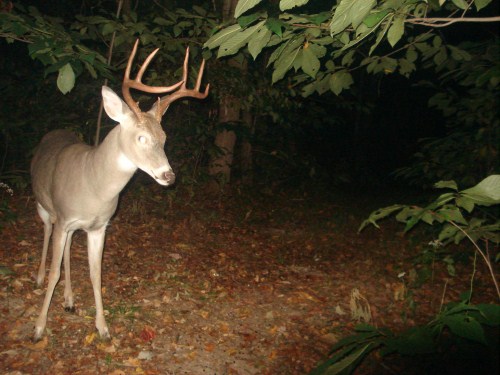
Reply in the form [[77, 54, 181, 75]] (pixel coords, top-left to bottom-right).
[[30, 40, 209, 342]]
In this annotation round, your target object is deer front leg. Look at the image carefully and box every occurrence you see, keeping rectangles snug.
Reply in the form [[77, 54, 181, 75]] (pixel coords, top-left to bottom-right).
[[63, 231, 75, 312], [36, 203, 52, 287], [34, 224, 68, 342], [87, 226, 110, 339]]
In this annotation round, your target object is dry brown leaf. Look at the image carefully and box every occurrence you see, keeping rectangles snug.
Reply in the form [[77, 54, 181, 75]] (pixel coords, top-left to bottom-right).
[[97, 342, 116, 353], [268, 350, 278, 360], [205, 342, 216, 352], [139, 326, 156, 342], [123, 357, 141, 367], [84, 332, 97, 346], [27, 336, 48, 350]]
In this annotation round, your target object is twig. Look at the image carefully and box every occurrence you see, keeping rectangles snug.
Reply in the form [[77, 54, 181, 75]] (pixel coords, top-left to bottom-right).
[[448, 220, 500, 301], [439, 279, 448, 313], [407, 16, 500, 27], [95, 0, 123, 146], [469, 251, 477, 303]]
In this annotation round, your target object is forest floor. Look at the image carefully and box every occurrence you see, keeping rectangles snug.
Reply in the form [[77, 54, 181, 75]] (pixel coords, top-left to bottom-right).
[[0, 181, 498, 374]]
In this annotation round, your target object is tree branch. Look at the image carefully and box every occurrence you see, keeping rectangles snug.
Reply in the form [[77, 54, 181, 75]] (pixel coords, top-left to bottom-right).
[[407, 16, 500, 28]]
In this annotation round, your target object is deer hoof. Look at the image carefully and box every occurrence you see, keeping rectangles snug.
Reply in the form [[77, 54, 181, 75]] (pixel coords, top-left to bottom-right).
[[33, 327, 44, 343], [64, 306, 76, 313], [99, 330, 111, 341]]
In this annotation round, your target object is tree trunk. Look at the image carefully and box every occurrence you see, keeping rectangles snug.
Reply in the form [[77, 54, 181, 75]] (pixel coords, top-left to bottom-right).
[[240, 110, 254, 184], [208, 0, 241, 188], [208, 95, 240, 185]]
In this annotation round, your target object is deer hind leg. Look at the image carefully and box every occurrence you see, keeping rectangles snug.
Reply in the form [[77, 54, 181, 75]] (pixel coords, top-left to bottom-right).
[[87, 226, 110, 339], [34, 224, 68, 342], [36, 203, 52, 287], [63, 231, 75, 312]]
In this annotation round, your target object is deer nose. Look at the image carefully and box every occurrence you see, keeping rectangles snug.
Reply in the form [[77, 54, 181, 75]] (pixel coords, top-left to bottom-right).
[[164, 170, 176, 185]]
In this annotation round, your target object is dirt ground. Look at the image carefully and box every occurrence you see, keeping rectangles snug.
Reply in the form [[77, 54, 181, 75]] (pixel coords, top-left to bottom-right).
[[0, 183, 498, 374]]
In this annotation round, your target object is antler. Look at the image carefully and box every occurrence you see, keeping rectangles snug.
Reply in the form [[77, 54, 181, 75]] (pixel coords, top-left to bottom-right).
[[154, 47, 210, 120], [122, 39, 185, 120]]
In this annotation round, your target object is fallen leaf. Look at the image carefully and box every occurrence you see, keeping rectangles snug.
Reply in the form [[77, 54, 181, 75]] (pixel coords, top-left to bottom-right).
[[84, 332, 96, 346], [123, 357, 141, 367], [138, 350, 154, 360], [97, 342, 116, 353], [139, 326, 155, 342], [27, 336, 48, 350], [268, 350, 278, 360]]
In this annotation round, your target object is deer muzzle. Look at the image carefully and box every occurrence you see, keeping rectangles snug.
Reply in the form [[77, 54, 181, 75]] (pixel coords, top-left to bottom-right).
[[163, 170, 176, 185]]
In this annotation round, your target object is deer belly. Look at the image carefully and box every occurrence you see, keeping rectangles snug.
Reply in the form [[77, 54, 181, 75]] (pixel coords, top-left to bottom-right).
[[66, 216, 110, 232]]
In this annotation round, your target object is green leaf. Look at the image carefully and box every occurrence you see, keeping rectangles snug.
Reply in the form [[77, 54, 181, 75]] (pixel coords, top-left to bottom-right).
[[83, 61, 97, 79], [341, 50, 355, 66], [192, 5, 207, 16], [455, 196, 475, 213], [398, 58, 416, 77], [217, 21, 265, 58], [280, 0, 309, 11], [57, 63, 75, 94], [238, 13, 260, 28], [368, 15, 392, 55], [359, 204, 404, 231], [475, 0, 493, 11], [434, 180, 458, 190], [101, 22, 115, 36], [442, 315, 487, 344], [235, 0, 263, 18], [475, 304, 500, 325], [248, 23, 272, 59], [302, 44, 321, 78], [329, 69, 354, 95], [387, 14, 405, 47], [448, 45, 472, 61], [436, 206, 468, 225], [438, 224, 459, 243], [266, 18, 286, 37], [330, 0, 376, 36], [451, 0, 469, 9], [386, 326, 436, 355], [406, 48, 418, 62], [461, 175, 500, 205], [433, 47, 448, 66], [308, 11, 332, 25], [204, 24, 242, 49], [363, 10, 390, 27], [272, 37, 304, 83], [321, 344, 373, 374]]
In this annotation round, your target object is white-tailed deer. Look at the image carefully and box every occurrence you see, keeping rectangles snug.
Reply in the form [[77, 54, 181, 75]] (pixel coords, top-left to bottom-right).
[[30, 40, 209, 342]]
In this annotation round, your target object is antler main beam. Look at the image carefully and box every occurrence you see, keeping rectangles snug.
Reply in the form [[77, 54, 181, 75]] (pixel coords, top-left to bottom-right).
[[155, 47, 210, 119], [122, 39, 185, 119]]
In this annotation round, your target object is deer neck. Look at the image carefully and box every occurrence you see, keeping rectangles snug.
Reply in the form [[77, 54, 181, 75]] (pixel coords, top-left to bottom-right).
[[89, 125, 137, 202]]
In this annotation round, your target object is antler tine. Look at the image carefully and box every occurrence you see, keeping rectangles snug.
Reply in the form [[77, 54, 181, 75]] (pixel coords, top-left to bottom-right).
[[122, 39, 185, 119], [122, 40, 142, 119], [155, 47, 210, 120]]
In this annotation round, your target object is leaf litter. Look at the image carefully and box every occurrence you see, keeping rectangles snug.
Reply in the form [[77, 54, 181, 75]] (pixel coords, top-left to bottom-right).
[[0, 186, 497, 374]]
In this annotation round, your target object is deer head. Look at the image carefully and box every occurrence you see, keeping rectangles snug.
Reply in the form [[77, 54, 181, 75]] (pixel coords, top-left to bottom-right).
[[101, 39, 209, 186]]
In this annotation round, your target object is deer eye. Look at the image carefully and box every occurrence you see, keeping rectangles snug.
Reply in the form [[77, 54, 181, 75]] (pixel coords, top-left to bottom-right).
[[138, 135, 147, 144]]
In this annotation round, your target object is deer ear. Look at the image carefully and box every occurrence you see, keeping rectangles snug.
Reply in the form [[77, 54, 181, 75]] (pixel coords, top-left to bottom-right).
[[102, 86, 134, 123]]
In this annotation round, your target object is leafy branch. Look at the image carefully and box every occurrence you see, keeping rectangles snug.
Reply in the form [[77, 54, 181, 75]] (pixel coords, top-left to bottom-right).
[[360, 175, 500, 300], [205, 0, 499, 96]]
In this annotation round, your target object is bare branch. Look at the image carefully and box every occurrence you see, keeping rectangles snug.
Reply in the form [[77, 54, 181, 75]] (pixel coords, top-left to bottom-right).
[[407, 16, 500, 28]]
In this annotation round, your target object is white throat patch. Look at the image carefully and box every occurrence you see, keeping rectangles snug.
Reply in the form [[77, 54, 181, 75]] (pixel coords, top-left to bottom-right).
[[117, 152, 136, 172]]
